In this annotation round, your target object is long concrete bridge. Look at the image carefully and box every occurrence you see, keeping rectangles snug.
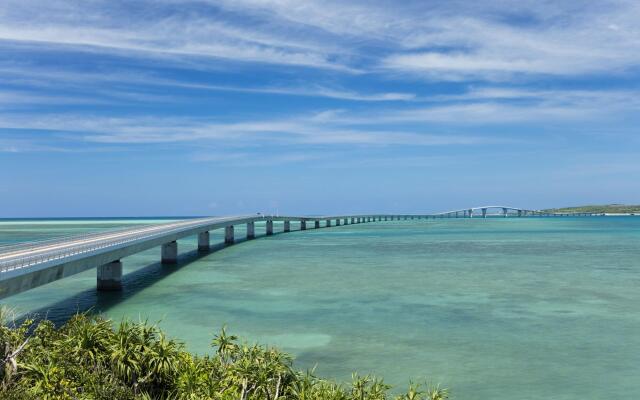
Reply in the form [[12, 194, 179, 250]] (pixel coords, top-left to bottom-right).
[[0, 209, 600, 300], [432, 205, 597, 218]]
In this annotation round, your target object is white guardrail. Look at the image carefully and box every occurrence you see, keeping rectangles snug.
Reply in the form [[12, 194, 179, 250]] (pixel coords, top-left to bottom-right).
[[0, 216, 258, 274]]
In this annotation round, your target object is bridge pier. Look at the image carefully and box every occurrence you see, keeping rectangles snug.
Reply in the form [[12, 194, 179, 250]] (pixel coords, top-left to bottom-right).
[[344, 218, 348, 225], [517, 210, 522, 217], [468, 209, 473, 218], [97, 260, 122, 291], [267, 220, 274, 235], [336, 219, 341, 226], [198, 231, 210, 251], [225, 225, 235, 244], [161, 241, 178, 264], [351, 217, 356, 224], [326, 219, 332, 227], [482, 208, 487, 218], [247, 222, 255, 239], [284, 220, 290, 232], [301, 220, 307, 230], [502, 208, 508, 218], [315, 220, 320, 229]]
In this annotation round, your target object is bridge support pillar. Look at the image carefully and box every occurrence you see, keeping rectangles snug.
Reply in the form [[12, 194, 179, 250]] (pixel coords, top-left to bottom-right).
[[344, 218, 348, 225], [247, 222, 255, 239], [225, 225, 235, 244], [518, 210, 522, 217], [284, 220, 290, 232], [351, 217, 356, 224], [502, 208, 508, 218], [314, 220, 320, 229], [336, 219, 341, 226], [301, 220, 307, 230], [161, 241, 178, 264], [266, 220, 274, 235], [198, 231, 210, 252], [326, 219, 332, 227], [468, 209, 473, 218], [481, 208, 487, 218], [97, 260, 122, 291]]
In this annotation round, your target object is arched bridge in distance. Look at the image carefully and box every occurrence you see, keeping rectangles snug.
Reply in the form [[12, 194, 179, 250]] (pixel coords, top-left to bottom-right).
[[0, 208, 601, 299]]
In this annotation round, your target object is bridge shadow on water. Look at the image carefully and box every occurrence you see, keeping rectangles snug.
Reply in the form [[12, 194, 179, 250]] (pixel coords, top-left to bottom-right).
[[18, 234, 270, 326]]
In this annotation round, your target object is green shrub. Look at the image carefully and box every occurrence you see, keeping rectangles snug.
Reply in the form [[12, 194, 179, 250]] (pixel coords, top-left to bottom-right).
[[0, 307, 448, 399]]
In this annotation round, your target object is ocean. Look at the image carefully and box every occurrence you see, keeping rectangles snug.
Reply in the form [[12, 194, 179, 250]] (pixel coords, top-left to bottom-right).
[[1, 216, 639, 399]]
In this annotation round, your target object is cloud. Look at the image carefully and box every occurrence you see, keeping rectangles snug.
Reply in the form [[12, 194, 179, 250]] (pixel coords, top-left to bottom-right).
[[381, 3, 640, 80], [0, 64, 415, 103], [0, 0, 356, 71], [2, 0, 639, 81], [0, 109, 494, 149]]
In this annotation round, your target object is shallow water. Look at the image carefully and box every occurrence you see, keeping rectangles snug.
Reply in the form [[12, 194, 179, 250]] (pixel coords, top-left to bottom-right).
[[2, 217, 640, 399]]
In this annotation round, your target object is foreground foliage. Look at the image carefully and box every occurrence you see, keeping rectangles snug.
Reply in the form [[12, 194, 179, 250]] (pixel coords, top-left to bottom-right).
[[0, 308, 448, 399]]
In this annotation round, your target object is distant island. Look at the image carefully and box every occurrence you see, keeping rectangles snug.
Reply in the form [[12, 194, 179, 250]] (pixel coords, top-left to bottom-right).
[[542, 204, 640, 214]]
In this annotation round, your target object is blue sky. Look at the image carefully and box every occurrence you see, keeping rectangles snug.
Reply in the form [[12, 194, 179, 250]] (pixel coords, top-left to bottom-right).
[[1, 0, 639, 217]]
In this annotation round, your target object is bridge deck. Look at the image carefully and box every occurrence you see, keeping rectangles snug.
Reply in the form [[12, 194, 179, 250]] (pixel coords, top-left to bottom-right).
[[0, 211, 602, 299]]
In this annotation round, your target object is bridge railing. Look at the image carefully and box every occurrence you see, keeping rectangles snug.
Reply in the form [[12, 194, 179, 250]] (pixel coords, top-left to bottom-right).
[[0, 223, 159, 253], [0, 216, 256, 274]]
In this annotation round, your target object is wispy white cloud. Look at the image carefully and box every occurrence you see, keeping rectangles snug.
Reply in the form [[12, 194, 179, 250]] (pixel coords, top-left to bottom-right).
[[0, 0, 355, 71], [0, 109, 496, 149], [0, 64, 415, 103], [2, 0, 639, 80], [381, 2, 640, 80], [191, 151, 325, 166], [1, 0, 639, 161]]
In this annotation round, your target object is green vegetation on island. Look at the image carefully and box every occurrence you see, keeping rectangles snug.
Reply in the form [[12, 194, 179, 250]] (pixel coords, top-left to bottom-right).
[[0, 309, 448, 400], [542, 204, 640, 214]]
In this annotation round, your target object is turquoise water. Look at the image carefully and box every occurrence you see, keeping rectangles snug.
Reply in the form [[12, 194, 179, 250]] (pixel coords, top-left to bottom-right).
[[2, 217, 640, 399]]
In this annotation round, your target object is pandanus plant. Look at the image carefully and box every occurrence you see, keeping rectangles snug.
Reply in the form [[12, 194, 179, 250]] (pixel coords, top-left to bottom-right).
[[0, 311, 449, 400]]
